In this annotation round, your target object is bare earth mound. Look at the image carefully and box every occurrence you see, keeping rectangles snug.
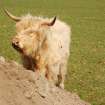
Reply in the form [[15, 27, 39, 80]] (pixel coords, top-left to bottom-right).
[[0, 56, 90, 105]]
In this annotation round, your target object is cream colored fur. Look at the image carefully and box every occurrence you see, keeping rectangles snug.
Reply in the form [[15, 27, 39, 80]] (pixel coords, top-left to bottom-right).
[[12, 15, 71, 88]]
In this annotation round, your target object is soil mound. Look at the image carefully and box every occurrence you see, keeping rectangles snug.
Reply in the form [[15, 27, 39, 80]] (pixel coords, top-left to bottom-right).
[[0, 56, 90, 105]]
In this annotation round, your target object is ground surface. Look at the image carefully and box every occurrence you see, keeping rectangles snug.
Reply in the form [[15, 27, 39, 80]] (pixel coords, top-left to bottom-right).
[[0, 0, 105, 105], [0, 56, 90, 105]]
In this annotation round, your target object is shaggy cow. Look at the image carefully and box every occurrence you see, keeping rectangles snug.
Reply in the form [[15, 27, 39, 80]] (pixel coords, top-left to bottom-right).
[[4, 9, 71, 88]]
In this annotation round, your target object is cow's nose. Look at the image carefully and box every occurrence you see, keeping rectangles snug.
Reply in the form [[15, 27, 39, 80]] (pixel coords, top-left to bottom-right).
[[12, 40, 19, 47]]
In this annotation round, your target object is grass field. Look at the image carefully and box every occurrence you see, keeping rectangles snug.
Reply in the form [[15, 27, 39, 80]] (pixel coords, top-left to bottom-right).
[[0, 0, 105, 105]]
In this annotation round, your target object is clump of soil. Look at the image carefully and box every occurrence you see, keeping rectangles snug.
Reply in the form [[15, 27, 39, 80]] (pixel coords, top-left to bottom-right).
[[0, 56, 90, 105]]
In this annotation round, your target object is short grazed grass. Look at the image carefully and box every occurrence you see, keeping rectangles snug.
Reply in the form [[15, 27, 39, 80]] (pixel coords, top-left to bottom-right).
[[0, 0, 105, 105]]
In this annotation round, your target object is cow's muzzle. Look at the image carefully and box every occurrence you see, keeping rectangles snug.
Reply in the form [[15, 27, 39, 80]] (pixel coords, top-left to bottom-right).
[[12, 42, 23, 53]]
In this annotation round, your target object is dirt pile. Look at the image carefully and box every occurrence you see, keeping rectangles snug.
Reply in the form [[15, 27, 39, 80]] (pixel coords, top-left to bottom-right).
[[0, 56, 90, 105]]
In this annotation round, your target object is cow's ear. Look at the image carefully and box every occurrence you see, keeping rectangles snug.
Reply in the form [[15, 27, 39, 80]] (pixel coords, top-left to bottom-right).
[[41, 16, 56, 26], [4, 9, 21, 22]]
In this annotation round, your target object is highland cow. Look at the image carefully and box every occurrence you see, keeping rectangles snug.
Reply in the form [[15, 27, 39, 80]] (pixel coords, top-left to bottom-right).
[[4, 9, 71, 88]]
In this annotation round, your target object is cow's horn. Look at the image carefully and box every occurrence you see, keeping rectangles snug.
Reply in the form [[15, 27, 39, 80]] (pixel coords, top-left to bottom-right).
[[42, 16, 56, 26], [4, 9, 21, 22], [48, 16, 56, 26]]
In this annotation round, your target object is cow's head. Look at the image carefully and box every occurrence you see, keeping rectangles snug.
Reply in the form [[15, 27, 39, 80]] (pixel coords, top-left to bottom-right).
[[4, 9, 56, 56]]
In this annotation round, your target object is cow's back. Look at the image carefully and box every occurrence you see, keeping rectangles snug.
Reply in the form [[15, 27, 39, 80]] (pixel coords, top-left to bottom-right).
[[48, 19, 71, 64]]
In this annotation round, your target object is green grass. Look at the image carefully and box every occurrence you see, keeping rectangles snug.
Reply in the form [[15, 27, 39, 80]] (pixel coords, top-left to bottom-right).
[[0, 0, 105, 104]]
